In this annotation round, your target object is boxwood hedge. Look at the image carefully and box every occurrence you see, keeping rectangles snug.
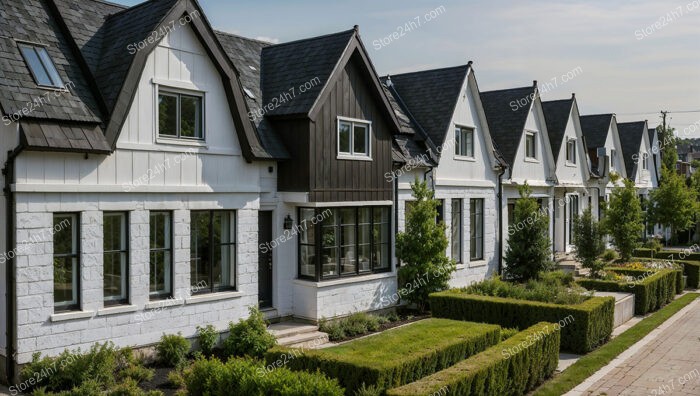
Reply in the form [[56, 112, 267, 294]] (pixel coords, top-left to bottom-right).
[[386, 322, 560, 396], [634, 248, 700, 261], [632, 253, 700, 289], [264, 319, 500, 393], [429, 292, 613, 354], [577, 268, 679, 315]]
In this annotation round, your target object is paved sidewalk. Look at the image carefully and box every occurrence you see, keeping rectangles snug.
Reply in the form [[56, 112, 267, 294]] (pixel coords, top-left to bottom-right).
[[567, 296, 700, 395]]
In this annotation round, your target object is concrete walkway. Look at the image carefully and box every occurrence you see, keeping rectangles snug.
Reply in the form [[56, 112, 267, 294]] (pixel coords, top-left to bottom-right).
[[566, 296, 700, 395]]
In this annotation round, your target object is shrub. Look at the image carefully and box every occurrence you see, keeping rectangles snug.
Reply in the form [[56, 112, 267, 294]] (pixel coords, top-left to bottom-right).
[[603, 178, 644, 261], [430, 291, 614, 354], [504, 183, 553, 281], [196, 325, 218, 356], [396, 179, 456, 312], [633, 250, 700, 288], [572, 207, 606, 276], [387, 323, 560, 396], [500, 327, 519, 341], [156, 333, 190, 368], [183, 357, 344, 396], [643, 238, 663, 252], [319, 313, 383, 341], [462, 275, 591, 305], [577, 268, 680, 315], [265, 319, 500, 393], [223, 306, 276, 359], [602, 249, 618, 261], [354, 383, 383, 396], [167, 370, 186, 389], [107, 378, 164, 396]]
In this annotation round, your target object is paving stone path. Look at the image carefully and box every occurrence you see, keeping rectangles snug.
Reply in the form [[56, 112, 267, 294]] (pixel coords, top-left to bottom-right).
[[567, 296, 700, 396]]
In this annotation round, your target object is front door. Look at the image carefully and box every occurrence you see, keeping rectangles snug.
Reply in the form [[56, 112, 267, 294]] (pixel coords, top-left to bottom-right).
[[258, 211, 273, 308]]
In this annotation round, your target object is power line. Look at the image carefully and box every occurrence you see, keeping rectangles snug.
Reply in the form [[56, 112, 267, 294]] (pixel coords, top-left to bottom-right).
[[616, 109, 700, 116]]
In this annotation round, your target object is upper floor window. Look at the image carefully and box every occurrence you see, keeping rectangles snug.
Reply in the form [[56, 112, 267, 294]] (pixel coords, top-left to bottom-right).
[[18, 43, 64, 88], [642, 153, 649, 170], [338, 117, 370, 159], [158, 89, 204, 140], [53, 213, 79, 311], [525, 132, 537, 159], [455, 127, 475, 158], [610, 149, 616, 170], [566, 139, 576, 164]]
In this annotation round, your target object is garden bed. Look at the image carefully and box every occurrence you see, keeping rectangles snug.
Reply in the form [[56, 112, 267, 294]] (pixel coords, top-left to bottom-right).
[[430, 291, 614, 354], [632, 255, 700, 289], [265, 318, 501, 393]]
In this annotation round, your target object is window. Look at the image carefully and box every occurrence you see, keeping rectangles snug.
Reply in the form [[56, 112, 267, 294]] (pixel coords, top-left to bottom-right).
[[525, 132, 537, 159], [642, 153, 649, 170], [567, 196, 579, 245], [190, 211, 236, 293], [299, 207, 390, 280], [103, 213, 129, 304], [451, 199, 462, 263], [470, 199, 484, 260], [53, 214, 79, 311], [158, 90, 204, 139], [566, 139, 576, 164], [610, 149, 616, 170], [18, 43, 64, 88], [455, 127, 474, 157], [150, 211, 172, 299], [436, 199, 445, 225], [338, 118, 370, 158]]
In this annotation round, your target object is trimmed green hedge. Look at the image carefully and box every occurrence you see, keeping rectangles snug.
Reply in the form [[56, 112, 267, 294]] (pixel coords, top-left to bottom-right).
[[264, 319, 500, 393], [632, 255, 700, 289], [634, 248, 700, 261], [609, 266, 684, 294], [387, 322, 560, 396], [429, 292, 613, 354], [577, 269, 679, 315]]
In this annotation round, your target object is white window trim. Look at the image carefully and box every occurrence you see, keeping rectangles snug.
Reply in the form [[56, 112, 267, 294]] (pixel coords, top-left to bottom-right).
[[154, 83, 206, 145], [642, 152, 649, 170], [337, 116, 372, 160], [525, 131, 538, 160], [454, 125, 476, 160], [566, 139, 577, 166]]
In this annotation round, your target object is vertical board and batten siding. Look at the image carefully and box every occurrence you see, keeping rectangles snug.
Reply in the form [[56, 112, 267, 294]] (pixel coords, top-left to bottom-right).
[[309, 55, 393, 202], [276, 118, 311, 192]]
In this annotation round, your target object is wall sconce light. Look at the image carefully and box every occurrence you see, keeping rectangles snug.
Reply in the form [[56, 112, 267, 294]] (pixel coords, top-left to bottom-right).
[[283, 214, 294, 230]]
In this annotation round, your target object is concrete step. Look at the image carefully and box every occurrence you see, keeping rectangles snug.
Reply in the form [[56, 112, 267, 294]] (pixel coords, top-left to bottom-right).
[[268, 322, 319, 339], [278, 331, 329, 348]]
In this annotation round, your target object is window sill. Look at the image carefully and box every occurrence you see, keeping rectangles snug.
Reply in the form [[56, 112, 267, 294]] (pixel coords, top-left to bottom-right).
[[336, 155, 372, 162], [144, 298, 184, 310], [185, 291, 244, 304], [454, 155, 476, 162], [156, 136, 208, 148], [97, 305, 138, 316], [294, 271, 395, 288], [455, 264, 466, 270], [469, 260, 488, 267], [524, 158, 540, 163], [50, 310, 95, 322], [565, 162, 577, 167]]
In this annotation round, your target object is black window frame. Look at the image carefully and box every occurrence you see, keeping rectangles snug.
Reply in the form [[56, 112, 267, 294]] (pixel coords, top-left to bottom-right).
[[190, 210, 236, 294], [103, 212, 130, 306], [53, 213, 80, 312], [157, 89, 205, 140], [455, 126, 475, 158], [17, 42, 64, 88], [470, 199, 484, 261], [451, 198, 463, 264], [149, 211, 174, 300], [297, 207, 392, 281]]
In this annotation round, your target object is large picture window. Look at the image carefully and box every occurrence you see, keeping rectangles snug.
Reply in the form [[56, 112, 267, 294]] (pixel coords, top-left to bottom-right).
[[103, 212, 129, 305], [190, 211, 236, 293], [150, 211, 172, 299], [158, 90, 204, 139], [299, 207, 390, 280], [451, 199, 463, 263], [53, 213, 79, 311], [470, 199, 484, 260]]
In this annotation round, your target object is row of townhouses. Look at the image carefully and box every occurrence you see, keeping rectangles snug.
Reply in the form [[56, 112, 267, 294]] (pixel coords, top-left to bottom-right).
[[0, 0, 661, 381]]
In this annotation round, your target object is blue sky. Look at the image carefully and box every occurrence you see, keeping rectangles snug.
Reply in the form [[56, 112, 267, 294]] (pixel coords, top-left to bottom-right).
[[114, 0, 700, 137]]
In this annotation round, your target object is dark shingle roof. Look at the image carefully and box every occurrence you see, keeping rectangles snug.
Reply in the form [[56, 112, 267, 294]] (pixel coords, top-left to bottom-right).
[[580, 114, 613, 149], [383, 65, 469, 148], [542, 98, 574, 162], [480, 86, 536, 167], [617, 121, 647, 178], [260, 29, 354, 116], [215, 32, 289, 159]]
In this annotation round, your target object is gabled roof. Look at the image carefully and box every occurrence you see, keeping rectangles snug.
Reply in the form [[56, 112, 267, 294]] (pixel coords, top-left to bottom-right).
[[381, 65, 470, 148], [480, 85, 537, 167], [617, 121, 647, 178], [541, 98, 574, 162], [580, 114, 613, 149]]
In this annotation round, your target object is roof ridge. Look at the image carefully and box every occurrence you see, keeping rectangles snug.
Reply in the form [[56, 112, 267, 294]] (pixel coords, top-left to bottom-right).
[[262, 28, 355, 50], [107, 0, 170, 18], [386, 64, 470, 79], [581, 113, 614, 118], [215, 30, 272, 46], [80, 0, 128, 10], [481, 85, 533, 95], [542, 98, 573, 104]]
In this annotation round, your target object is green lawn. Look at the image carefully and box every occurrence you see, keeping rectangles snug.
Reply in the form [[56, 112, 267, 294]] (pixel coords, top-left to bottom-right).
[[532, 293, 699, 396]]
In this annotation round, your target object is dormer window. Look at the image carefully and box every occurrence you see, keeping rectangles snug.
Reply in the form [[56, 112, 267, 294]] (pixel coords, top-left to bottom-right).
[[158, 89, 204, 140], [18, 43, 64, 88], [566, 139, 576, 164], [338, 117, 371, 159], [525, 132, 537, 159], [610, 149, 616, 170], [642, 153, 648, 170], [455, 126, 474, 158]]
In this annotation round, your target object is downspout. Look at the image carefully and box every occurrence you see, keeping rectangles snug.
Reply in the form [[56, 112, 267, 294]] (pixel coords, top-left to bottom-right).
[[3, 146, 23, 384], [393, 167, 399, 270], [497, 165, 507, 275]]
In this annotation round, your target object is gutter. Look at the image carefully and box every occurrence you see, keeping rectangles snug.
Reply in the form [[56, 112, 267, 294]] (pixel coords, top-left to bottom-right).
[[2, 145, 23, 384], [497, 165, 507, 275]]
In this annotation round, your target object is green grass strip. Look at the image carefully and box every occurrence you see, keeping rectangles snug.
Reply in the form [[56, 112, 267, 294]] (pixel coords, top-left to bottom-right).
[[532, 293, 699, 396]]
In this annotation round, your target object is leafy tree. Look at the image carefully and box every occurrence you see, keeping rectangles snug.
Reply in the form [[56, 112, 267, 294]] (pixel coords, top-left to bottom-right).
[[658, 125, 678, 173], [649, 167, 698, 244], [604, 179, 644, 260], [572, 207, 606, 277], [504, 183, 553, 282], [396, 178, 456, 312]]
